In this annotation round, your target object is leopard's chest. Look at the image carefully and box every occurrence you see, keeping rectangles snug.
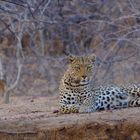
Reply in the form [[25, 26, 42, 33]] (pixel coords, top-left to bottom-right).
[[60, 85, 91, 105]]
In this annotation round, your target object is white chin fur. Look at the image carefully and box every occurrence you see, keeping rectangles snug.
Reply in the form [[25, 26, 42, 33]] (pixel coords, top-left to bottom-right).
[[80, 78, 90, 85], [80, 81, 89, 85]]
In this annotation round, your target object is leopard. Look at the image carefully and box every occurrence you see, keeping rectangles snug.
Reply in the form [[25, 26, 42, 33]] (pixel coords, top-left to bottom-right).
[[79, 84, 140, 113], [59, 54, 96, 113], [59, 54, 140, 113]]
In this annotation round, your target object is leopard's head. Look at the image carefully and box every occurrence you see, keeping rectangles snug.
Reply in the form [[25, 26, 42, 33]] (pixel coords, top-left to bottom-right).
[[64, 54, 96, 87]]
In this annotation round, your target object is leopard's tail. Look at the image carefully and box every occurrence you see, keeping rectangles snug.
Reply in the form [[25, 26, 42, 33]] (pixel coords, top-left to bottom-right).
[[125, 84, 140, 97], [129, 97, 140, 107], [125, 84, 140, 107]]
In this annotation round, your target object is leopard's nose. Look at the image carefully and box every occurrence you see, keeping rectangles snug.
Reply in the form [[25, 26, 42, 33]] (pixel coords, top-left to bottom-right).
[[82, 75, 87, 79]]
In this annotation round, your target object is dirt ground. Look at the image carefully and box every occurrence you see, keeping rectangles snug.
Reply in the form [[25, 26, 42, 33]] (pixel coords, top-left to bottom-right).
[[0, 96, 140, 140], [0, 96, 59, 118]]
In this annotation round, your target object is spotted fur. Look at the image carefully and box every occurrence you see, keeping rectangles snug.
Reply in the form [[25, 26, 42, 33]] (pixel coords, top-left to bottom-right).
[[79, 85, 140, 113], [59, 54, 96, 113], [59, 54, 140, 113]]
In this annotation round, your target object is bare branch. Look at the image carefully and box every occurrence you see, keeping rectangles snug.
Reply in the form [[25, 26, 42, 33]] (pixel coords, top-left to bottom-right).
[[0, 55, 4, 80], [7, 60, 22, 91], [1, 0, 27, 8], [4, 58, 22, 104], [33, 0, 45, 14], [41, 0, 51, 15], [0, 18, 16, 37]]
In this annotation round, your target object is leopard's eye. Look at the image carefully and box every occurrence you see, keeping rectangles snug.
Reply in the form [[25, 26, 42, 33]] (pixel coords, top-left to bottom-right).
[[87, 66, 92, 70], [74, 65, 80, 70]]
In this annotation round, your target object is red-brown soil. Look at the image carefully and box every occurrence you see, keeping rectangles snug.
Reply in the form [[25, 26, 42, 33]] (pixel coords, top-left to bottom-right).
[[0, 96, 140, 140]]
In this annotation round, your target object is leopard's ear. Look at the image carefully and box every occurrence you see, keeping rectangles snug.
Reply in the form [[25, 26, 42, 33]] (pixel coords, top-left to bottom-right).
[[88, 54, 96, 62], [68, 54, 76, 63]]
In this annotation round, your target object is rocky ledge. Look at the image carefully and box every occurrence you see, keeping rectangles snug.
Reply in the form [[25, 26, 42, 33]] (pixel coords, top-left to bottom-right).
[[0, 96, 140, 140]]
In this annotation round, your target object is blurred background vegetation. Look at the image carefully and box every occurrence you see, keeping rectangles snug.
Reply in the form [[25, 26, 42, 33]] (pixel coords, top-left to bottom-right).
[[0, 0, 140, 99]]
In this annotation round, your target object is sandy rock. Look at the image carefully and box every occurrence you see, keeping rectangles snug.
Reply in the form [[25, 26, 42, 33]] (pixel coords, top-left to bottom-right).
[[0, 96, 140, 140]]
